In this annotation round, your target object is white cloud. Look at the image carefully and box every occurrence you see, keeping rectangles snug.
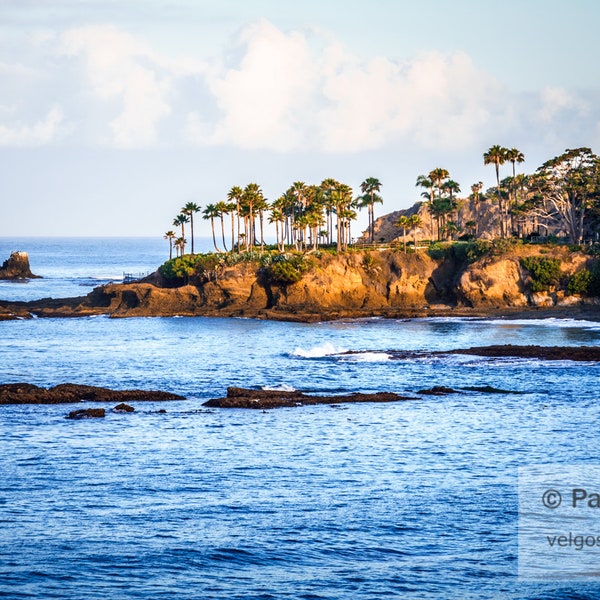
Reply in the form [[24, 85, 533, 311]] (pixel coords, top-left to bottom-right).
[[59, 25, 173, 147], [0, 20, 598, 154], [0, 105, 63, 146], [200, 23, 505, 152], [538, 86, 588, 122]]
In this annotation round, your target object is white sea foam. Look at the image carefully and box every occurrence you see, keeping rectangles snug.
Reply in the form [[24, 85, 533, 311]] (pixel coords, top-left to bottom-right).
[[291, 342, 345, 358], [261, 384, 296, 392], [341, 352, 391, 362], [476, 317, 600, 329]]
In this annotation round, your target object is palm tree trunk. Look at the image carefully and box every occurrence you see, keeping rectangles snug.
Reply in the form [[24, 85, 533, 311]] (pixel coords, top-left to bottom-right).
[[211, 219, 220, 252], [220, 215, 228, 252], [231, 213, 235, 252], [190, 215, 195, 255]]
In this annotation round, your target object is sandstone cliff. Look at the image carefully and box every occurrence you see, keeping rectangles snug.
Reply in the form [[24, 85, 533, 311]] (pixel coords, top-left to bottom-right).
[[1, 245, 597, 321]]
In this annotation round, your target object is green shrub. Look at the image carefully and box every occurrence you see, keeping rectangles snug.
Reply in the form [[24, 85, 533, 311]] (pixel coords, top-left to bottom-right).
[[427, 242, 448, 260], [264, 254, 313, 285], [567, 269, 592, 295], [464, 240, 492, 263], [520, 257, 562, 292]]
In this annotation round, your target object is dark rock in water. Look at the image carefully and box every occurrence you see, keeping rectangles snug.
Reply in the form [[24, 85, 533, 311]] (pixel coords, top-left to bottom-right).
[[0, 251, 41, 279], [204, 386, 418, 409], [113, 403, 135, 412], [66, 408, 105, 419], [0, 383, 185, 404], [461, 385, 525, 394], [417, 386, 458, 395], [445, 345, 600, 362]]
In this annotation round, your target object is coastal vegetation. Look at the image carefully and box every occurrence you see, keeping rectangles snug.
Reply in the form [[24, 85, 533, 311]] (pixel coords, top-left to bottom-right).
[[163, 146, 600, 275]]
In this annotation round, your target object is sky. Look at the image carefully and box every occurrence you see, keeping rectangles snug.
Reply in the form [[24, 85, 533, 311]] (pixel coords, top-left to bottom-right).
[[1, 0, 599, 237]]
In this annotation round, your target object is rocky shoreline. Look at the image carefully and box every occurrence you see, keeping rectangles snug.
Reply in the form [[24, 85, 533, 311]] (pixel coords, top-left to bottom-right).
[[1, 246, 599, 322]]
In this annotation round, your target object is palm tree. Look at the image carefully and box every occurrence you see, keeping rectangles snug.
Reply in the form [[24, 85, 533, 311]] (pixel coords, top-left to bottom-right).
[[409, 214, 422, 249], [360, 177, 382, 243], [226, 201, 236, 252], [505, 148, 525, 235], [163, 230, 176, 260], [506, 147, 525, 178], [320, 178, 340, 245], [269, 206, 286, 252], [241, 183, 264, 249], [182, 202, 201, 254], [227, 186, 244, 251], [331, 183, 354, 251], [397, 215, 410, 252], [215, 201, 230, 252], [202, 204, 221, 252], [484, 145, 508, 238], [173, 214, 189, 254], [174, 236, 186, 258], [416, 174, 435, 240], [429, 168, 450, 199]]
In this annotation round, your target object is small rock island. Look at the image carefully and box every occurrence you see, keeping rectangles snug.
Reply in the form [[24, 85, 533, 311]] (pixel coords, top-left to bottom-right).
[[0, 251, 40, 280]]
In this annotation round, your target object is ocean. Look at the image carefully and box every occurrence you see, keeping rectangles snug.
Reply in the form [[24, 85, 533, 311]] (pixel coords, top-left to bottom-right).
[[1, 237, 600, 599]]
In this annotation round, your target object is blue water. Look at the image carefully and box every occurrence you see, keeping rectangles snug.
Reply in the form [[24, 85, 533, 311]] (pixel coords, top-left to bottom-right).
[[2, 238, 600, 599]]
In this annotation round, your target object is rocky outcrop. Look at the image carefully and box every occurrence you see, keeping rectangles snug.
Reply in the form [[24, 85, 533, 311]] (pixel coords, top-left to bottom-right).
[[67, 408, 105, 419], [0, 251, 40, 279], [203, 387, 417, 409], [0, 246, 598, 321], [446, 345, 600, 362], [0, 383, 185, 404]]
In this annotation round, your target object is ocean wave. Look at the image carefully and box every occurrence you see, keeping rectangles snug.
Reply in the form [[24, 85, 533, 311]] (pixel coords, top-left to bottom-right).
[[474, 317, 600, 329], [291, 342, 345, 358]]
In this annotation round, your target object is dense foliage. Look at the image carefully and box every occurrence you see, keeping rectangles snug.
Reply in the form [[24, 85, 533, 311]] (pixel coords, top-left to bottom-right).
[[160, 251, 315, 286], [520, 257, 562, 292], [566, 262, 600, 296]]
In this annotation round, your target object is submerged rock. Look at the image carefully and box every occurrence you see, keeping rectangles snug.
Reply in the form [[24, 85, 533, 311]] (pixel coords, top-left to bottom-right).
[[204, 387, 418, 409], [0, 251, 41, 279], [66, 408, 105, 419], [113, 403, 135, 412], [417, 386, 459, 396]]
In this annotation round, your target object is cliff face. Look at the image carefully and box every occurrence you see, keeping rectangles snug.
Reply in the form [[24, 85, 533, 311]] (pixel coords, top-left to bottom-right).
[[1, 246, 598, 321]]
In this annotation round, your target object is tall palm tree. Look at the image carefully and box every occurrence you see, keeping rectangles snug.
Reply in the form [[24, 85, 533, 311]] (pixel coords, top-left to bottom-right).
[[202, 204, 221, 252], [268, 206, 286, 252], [182, 202, 201, 254], [320, 178, 340, 245], [163, 230, 176, 260], [241, 183, 264, 249], [506, 147, 525, 178], [416, 174, 435, 240], [409, 214, 422, 249], [397, 215, 410, 252], [331, 183, 354, 251], [484, 145, 508, 238], [360, 177, 382, 243], [214, 201, 230, 252], [173, 214, 189, 254], [470, 181, 484, 237], [429, 168, 450, 200], [227, 186, 244, 251]]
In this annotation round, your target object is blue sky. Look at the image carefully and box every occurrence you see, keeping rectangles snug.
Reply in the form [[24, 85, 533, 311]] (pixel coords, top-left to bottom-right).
[[1, 0, 599, 236]]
